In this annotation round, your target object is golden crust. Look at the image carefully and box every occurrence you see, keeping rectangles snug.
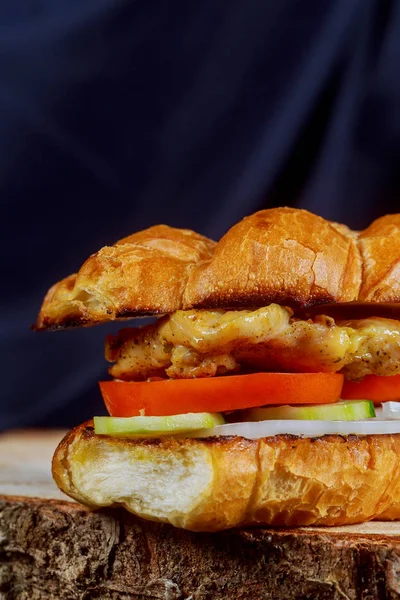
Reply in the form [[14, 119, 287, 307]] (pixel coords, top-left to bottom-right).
[[52, 422, 400, 532], [37, 208, 400, 330], [378, 503, 400, 521], [358, 213, 400, 302], [36, 225, 215, 329], [185, 208, 362, 309], [376, 456, 400, 520]]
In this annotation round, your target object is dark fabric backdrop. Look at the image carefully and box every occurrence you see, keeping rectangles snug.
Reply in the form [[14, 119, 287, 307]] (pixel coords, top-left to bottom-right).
[[1, 0, 399, 428]]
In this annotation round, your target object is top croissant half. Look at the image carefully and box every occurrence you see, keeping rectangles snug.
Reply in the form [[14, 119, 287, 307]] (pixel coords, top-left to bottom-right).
[[35, 207, 400, 330]]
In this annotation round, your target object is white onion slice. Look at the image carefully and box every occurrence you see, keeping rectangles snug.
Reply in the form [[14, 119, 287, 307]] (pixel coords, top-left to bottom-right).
[[192, 419, 400, 439], [382, 402, 400, 420]]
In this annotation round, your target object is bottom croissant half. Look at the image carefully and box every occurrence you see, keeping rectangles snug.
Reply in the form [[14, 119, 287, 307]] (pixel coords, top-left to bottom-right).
[[52, 422, 400, 532]]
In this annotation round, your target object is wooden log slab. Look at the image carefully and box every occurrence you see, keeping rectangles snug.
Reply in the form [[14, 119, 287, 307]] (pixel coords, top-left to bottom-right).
[[1, 431, 400, 599]]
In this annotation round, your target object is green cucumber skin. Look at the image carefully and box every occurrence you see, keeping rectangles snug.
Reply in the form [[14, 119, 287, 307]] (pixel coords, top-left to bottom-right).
[[93, 412, 224, 437], [239, 400, 375, 422]]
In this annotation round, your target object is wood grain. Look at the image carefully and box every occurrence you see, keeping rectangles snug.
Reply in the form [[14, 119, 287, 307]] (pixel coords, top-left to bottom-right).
[[0, 429, 67, 500], [1, 430, 400, 599]]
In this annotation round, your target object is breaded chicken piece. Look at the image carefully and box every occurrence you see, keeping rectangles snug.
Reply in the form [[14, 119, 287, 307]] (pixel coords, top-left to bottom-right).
[[106, 305, 400, 381]]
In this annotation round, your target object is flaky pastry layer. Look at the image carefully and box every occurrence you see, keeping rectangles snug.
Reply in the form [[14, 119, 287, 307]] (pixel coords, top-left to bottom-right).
[[36, 225, 215, 329]]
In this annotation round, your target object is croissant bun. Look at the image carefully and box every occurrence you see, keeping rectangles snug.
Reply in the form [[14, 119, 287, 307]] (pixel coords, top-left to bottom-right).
[[36, 208, 400, 330]]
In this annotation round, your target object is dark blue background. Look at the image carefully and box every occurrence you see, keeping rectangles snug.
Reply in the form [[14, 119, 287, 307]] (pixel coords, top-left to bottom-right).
[[1, 0, 399, 428]]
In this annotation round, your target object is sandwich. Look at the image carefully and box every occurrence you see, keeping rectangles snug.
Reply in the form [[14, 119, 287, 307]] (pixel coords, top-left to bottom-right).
[[35, 207, 400, 531]]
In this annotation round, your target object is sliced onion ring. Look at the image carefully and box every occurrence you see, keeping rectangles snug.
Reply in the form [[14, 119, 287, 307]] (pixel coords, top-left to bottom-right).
[[191, 419, 400, 439], [382, 402, 400, 420]]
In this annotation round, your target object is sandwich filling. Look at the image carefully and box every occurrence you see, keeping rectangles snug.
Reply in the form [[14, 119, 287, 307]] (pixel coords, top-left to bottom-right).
[[106, 304, 400, 381]]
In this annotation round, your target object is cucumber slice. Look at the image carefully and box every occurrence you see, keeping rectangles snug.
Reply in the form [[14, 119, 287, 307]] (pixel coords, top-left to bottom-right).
[[237, 400, 375, 422], [94, 412, 225, 437]]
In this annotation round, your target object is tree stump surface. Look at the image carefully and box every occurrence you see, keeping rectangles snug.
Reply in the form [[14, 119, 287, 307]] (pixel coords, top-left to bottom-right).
[[1, 430, 400, 599]]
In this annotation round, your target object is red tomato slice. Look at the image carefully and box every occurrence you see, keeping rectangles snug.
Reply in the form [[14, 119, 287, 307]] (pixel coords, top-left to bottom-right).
[[342, 375, 400, 402], [99, 373, 344, 417]]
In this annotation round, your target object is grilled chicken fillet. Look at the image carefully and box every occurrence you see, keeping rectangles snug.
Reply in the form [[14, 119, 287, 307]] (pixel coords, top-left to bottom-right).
[[105, 304, 400, 381]]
